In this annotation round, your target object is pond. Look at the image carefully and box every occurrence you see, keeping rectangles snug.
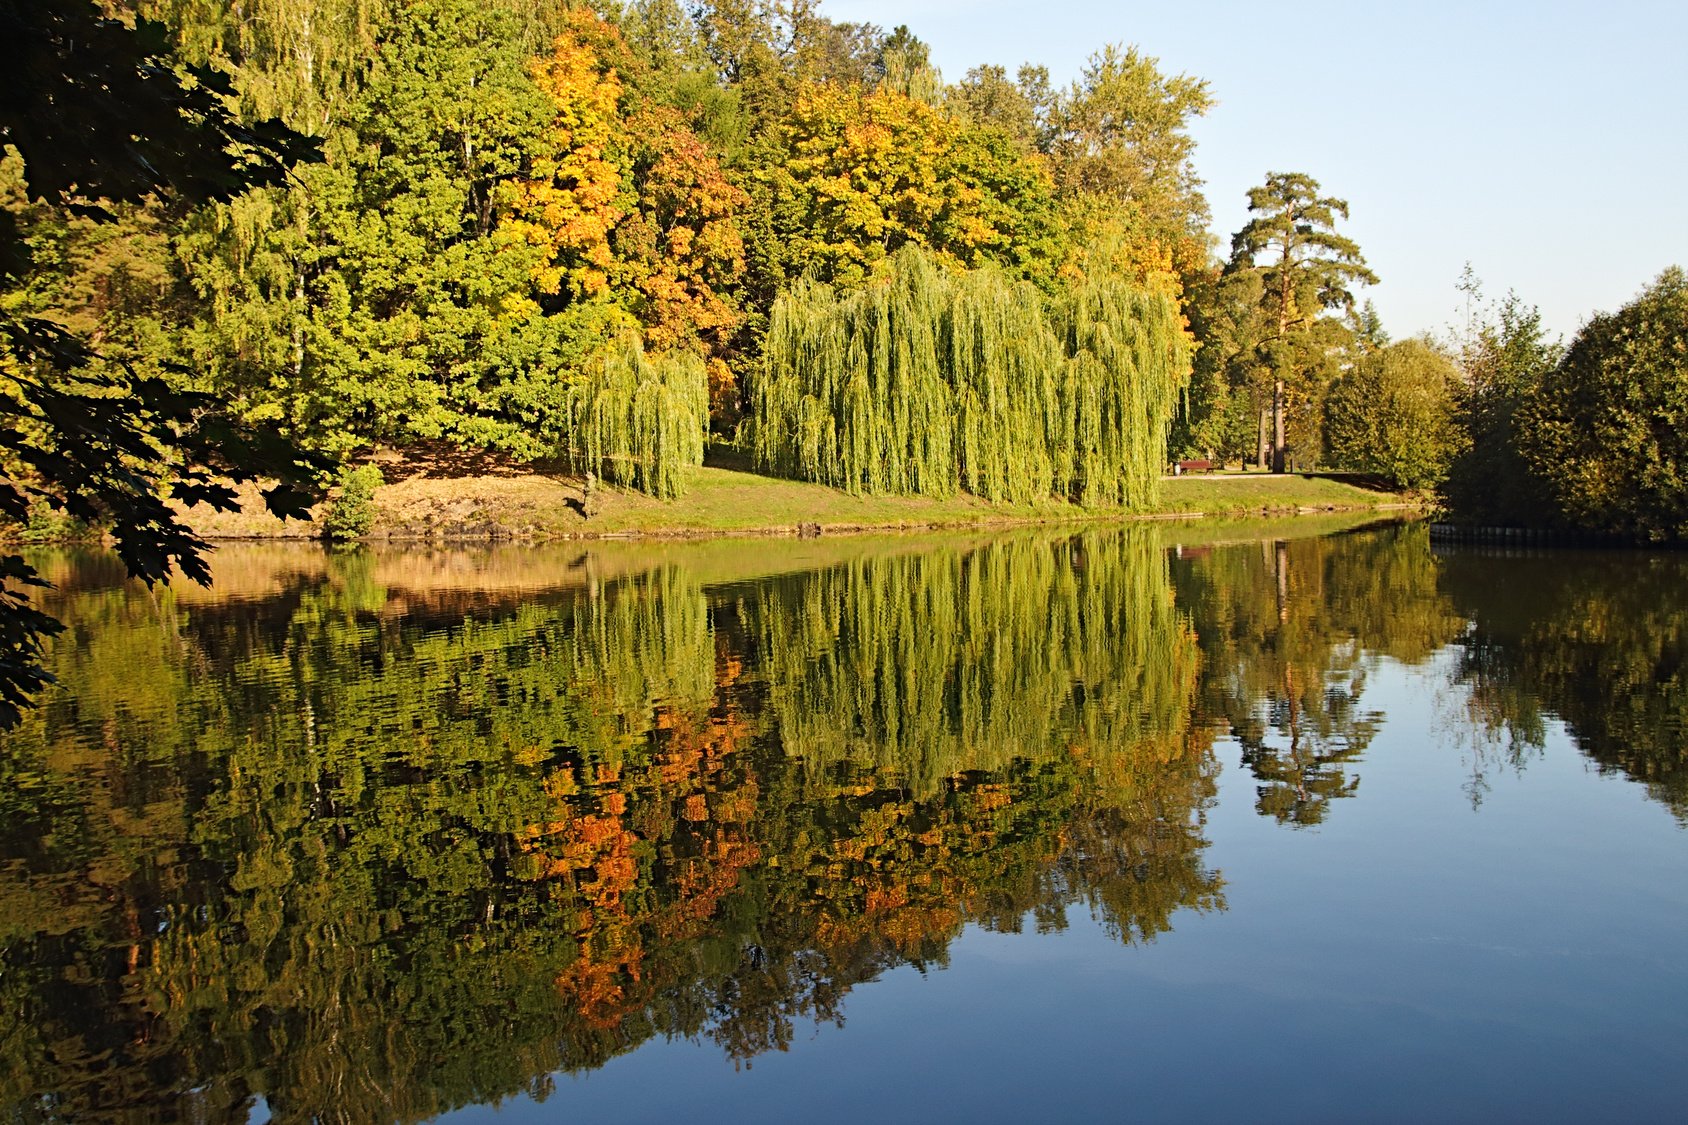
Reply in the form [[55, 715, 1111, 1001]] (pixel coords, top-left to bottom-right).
[[2, 518, 1686, 1123]]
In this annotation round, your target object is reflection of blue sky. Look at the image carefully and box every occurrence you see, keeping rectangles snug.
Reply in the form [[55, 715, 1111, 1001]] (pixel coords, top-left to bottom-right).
[[822, 1, 1688, 343], [457, 653, 1688, 1123]]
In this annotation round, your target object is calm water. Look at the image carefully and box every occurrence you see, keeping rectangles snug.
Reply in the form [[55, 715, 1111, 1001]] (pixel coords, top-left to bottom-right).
[[3, 520, 1687, 1123]]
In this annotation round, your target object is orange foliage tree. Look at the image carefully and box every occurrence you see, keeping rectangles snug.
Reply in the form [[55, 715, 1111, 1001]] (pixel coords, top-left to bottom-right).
[[503, 10, 747, 421]]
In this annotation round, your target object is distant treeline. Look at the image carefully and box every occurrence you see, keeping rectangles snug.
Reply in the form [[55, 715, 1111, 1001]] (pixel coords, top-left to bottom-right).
[[1438, 268, 1688, 541]]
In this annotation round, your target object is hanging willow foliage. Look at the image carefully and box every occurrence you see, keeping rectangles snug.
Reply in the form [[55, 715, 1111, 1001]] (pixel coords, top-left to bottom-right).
[[752, 246, 1190, 506], [1051, 271, 1189, 509], [746, 531, 1205, 799], [566, 336, 709, 499]]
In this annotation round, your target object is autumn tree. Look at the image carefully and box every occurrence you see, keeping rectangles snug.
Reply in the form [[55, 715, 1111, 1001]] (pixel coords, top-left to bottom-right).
[[505, 9, 633, 302], [1226, 172, 1377, 472], [766, 84, 1058, 286], [508, 9, 747, 421]]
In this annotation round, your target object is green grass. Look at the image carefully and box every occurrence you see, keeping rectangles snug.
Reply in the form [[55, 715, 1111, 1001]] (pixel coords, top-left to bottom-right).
[[1157, 470, 1421, 517], [116, 461, 1419, 545], [574, 466, 1417, 537]]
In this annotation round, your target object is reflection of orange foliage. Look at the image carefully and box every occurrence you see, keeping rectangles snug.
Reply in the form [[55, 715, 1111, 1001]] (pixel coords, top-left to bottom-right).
[[555, 930, 645, 1030], [666, 839, 761, 929], [541, 684, 763, 1034], [878, 905, 963, 955], [864, 885, 908, 914], [657, 709, 752, 786], [558, 956, 624, 1027], [814, 898, 964, 958]]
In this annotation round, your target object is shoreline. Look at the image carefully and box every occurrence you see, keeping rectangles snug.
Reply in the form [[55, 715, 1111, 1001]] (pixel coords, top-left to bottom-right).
[[6, 465, 1427, 548]]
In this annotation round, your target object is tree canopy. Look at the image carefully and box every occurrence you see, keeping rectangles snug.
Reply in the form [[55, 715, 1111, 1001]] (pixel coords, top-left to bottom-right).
[[1324, 337, 1462, 490], [1514, 267, 1688, 540]]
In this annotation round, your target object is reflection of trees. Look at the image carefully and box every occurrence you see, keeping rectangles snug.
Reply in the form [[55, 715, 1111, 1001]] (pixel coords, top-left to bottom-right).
[[0, 534, 1224, 1120], [749, 532, 1203, 795], [1174, 523, 1463, 825], [1439, 548, 1688, 819]]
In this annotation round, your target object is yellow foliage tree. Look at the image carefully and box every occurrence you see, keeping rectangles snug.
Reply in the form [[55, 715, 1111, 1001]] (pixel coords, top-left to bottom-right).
[[504, 10, 632, 300], [770, 83, 1057, 285]]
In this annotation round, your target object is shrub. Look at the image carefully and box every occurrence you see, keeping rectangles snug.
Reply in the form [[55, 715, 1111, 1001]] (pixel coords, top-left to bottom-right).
[[325, 464, 384, 541]]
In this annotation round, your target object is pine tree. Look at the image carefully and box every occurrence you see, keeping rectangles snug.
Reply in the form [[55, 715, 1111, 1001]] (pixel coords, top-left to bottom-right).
[[1226, 172, 1377, 472]]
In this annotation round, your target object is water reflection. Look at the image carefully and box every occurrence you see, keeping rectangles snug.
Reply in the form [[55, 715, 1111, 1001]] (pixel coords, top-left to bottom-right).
[[1, 521, 1683, 1121], [1437, 546, 1688, 818], [1172, 525, 1465, 825]]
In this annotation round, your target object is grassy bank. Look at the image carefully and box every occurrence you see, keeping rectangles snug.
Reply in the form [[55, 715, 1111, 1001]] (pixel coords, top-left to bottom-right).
[[160, 462, 1419, 543]]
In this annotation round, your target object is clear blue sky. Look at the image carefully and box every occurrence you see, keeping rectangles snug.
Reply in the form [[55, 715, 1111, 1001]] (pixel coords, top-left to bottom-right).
[[823, 0, 1687, 342]]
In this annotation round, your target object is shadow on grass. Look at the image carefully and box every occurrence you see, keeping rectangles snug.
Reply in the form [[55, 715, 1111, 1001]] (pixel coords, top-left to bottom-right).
[[1296, 471, 1401, 493]]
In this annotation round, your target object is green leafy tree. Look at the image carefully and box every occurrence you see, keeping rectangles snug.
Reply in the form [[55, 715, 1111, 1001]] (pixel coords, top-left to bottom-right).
[[1172, 265, 1267, 462], [1044, 44, 1213, 277], [1324, 338, 1463, 489], [1515, 266, 1688, 540], [1226, 172, 1377, 472], [752, 245, 1187, 506], [1349, 299, 1389, 354], [955, 64, 1043, 151], [1440, 270, 1563, 526], [871, 24, 942, 104]]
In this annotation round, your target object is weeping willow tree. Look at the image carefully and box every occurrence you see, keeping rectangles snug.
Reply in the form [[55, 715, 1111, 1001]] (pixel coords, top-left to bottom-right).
[[752, 247, 1190, 506], [745, 531, 1205, 799], [566, 336, 709, 500], [1052, 271, 1189, 508]]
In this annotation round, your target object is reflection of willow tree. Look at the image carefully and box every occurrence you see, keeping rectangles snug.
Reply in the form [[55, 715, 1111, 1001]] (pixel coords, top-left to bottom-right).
[[750, 533, 1201, 794], [1439, 549, 1688, 819], [1174, 523, 1464, 825], [742, 531, 1221, 972], [0, 536, 1224, 1120]]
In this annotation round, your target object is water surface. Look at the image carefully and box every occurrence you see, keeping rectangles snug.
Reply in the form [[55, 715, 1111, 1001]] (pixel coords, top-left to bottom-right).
[[2, 521, 1685, 1122]]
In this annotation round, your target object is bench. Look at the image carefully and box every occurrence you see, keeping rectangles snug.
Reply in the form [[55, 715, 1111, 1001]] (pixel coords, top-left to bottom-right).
[[1174, 459, 1214, 474]]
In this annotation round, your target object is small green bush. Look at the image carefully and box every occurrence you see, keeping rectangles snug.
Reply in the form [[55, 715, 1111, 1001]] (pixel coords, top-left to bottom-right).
[[18, 502, 94, 544], [325, 464, 384, 541]]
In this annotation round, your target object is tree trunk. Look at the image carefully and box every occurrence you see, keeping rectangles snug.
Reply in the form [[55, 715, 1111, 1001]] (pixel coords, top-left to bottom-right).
[[1256, 408, 1270, 470], [1273, 255, 1294, 474], [1271, 377, 1287, 473]]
